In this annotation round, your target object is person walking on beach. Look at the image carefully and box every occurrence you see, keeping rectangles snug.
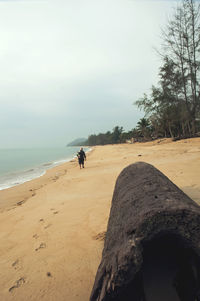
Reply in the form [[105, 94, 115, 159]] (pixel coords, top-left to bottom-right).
[[77, 147, 86, 169]]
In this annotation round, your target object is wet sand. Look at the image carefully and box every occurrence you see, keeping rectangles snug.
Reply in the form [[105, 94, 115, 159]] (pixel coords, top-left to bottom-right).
[[0, 138, 199, 301]]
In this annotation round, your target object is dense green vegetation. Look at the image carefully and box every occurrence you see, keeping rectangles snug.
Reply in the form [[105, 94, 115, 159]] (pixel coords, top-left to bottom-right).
[[83, 0, 200, 146], [136, 0, 200, 139], [83, 123, 153, 146], [85, 126, 128, 146]]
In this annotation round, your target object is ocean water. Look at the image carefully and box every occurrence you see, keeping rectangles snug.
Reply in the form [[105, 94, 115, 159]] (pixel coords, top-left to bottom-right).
[[0, 147, 86, 190]]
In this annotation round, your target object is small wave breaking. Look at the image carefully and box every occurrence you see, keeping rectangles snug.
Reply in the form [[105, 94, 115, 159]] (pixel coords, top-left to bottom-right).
[[0, 147, 91, 191]]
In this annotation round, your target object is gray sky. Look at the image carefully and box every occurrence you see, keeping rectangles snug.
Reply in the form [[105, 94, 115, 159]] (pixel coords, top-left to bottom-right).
[[0, 0, 177, 147]]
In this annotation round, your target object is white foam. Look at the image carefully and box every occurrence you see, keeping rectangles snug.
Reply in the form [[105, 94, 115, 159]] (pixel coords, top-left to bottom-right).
[[0, 147, 91, 191], [0, 170, 46, 191]]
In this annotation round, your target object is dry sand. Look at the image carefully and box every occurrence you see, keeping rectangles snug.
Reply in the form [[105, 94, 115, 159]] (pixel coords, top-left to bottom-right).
[[0, 138, 200, 301]]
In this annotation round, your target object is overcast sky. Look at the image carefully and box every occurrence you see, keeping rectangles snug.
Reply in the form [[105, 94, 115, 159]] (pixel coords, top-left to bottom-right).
[[0, 0, 178, 148]]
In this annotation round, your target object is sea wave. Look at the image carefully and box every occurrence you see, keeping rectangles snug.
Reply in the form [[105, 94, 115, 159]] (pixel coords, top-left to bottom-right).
[[0, 158, 68, 191], [0, 147, 91, 191], [0, 169, 46, 191]]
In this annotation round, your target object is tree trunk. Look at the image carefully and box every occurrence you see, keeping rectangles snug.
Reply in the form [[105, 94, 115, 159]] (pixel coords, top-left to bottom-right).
[[181, 122, 186, 137], [90, 162, 200, 301], [187, 121, 192, 136], [168, 123, 174, 138], [191, 117, 196, 135]]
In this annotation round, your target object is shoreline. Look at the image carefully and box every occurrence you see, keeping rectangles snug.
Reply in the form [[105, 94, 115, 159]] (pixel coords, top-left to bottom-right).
[[0, 148, 92, 212], [0, 147, 92, 193], [0, 147, 94, 212], [0, 138, 200, 301]]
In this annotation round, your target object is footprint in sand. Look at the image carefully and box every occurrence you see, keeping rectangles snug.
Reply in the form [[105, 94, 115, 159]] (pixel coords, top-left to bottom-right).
[[39, 218, 44, 222], [92, 231, 106, 241], [17, 200, 25, 206], [6, 207, 16, 211], [9, 277, 25, 292], [44, 224, 52, 229], [12, 259, 20, 270], [16, 193, 35, 207], [29, 189, 36, 195], [35, 243, 46, 251], [50, 209, 59, 214], [52, 175, 59, 182]]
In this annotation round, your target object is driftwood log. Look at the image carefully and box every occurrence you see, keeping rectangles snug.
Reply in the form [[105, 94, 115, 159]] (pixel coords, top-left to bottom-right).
[[90, 162, 200, 301]]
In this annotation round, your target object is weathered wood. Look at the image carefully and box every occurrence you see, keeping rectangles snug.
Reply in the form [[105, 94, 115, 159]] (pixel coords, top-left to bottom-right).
[[90, 162, 200, 301]]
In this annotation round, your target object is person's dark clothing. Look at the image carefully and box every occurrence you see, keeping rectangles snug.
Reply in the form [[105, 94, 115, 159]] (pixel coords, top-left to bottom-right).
[[78, 150, 86, 166]]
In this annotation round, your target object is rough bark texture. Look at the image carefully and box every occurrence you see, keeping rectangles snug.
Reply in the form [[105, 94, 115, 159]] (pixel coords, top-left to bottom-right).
[[90, 162, 200, 301]]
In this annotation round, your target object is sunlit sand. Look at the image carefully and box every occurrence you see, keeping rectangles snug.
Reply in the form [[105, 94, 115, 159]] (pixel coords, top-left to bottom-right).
[[0, 138, 199, 301]]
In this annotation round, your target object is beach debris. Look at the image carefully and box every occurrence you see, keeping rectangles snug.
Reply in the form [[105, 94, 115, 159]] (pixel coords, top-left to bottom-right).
[[138, 154, 142, 156], [35, 243, 46, 251], [9, 277, 25, 292], [33, 234, 39, 239], [39, 218, 44, 222], [53, 211, 59, 215], [90, 162, 200, 301], [46, 272, 52, 277]]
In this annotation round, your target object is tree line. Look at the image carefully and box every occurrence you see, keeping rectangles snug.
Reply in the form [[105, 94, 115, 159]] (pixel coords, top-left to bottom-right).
[[135, 0, 200, 139], [84, 126, 128, 146], [84, 0, 200, 146], [84, 121, 154, 146]]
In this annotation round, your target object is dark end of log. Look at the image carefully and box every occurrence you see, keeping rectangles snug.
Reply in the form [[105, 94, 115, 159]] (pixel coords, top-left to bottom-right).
[[90, 162, 200, 301]]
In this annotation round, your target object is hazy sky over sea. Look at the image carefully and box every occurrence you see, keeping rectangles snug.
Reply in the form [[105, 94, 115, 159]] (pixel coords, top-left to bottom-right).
[[0, 0, 178, 147]]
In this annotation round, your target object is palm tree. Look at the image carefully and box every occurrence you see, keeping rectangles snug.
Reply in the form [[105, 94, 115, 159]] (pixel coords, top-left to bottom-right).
[[137, 118, 151, 140]]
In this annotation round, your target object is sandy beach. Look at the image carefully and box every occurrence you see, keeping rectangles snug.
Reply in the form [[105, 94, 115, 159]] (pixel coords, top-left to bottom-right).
[[0, 138, 200, 301]]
